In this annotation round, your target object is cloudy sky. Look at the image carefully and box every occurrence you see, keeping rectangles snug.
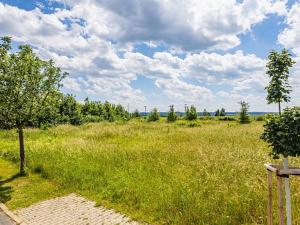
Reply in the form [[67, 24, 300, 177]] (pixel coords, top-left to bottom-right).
[[0, 0, 300, 112]]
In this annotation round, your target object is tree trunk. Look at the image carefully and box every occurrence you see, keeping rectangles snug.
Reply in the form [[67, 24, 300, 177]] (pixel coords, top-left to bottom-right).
[[18, 127, 25, 175], [278, 102, 281, 116]]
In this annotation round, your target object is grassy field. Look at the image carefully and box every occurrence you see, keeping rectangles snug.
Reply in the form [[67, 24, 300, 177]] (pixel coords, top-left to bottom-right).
[[1, 119, 300, 224]]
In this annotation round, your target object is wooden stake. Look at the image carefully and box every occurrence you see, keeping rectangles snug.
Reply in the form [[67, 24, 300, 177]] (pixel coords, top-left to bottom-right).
[[284, 157, 292, 225], [277, 176, 284, 225], [268, 170, 273, 225]]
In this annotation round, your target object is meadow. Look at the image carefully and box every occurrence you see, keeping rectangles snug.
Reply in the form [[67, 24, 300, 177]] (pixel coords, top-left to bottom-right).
[[1, 119, 300, 224]]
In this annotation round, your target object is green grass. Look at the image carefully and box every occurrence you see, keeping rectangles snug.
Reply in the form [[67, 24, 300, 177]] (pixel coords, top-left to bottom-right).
[[0, 158, 66, 209], [1, 120, 300, 224]]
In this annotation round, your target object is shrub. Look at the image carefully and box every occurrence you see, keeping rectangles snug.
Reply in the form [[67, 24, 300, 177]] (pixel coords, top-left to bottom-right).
[[167, 105, 177, 122], [83, 115, 104, 123], [261, 107, 300, 159], [255, 115, 265, 121], [220, 108, 226, 116], [203, 109, 211, 117], [148, 108, 160, 122], [186, 105, 197, 120], [218, 116, 236, 121], [132, 109, 141, 118]]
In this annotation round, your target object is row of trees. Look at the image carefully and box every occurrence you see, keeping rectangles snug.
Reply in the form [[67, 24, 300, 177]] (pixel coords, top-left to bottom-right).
[[0, 94, 130, 129], [145, 104, 250, 123]]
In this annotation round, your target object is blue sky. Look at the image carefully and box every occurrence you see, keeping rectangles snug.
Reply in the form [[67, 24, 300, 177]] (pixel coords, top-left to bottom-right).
[[1, 0, 300, 112]]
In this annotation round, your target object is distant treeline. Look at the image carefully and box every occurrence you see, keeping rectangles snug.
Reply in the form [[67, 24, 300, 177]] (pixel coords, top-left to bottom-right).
[[0, 93, 270, 129], [0, 94, 130, 129]]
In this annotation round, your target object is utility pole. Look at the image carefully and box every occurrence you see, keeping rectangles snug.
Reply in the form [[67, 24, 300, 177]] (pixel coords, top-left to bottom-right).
[[144, 106, 147, 117]]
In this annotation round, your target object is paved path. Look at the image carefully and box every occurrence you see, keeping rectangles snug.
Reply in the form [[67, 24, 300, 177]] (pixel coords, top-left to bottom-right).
[[0, 209, 17, 225], [14, 194, 140, 225]]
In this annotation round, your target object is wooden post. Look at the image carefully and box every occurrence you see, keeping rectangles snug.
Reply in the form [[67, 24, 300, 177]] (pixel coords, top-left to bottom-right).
[[268, 170, 273, 225], [277, 176, 285, 225], [284, 158, 292, 225]]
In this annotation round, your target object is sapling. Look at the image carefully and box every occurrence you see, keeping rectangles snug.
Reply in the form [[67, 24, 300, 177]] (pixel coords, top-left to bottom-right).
[[264, 49, 295, 225], [239, 101, 250, 124], [167, 105, 177, 122]]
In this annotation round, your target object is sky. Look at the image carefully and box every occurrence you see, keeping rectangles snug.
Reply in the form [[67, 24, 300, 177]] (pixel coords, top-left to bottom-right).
[[0, 0, 300, 112]]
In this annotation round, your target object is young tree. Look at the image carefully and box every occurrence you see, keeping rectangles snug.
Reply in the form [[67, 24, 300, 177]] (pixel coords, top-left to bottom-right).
[[265, 49, 295, 225], [266, 49, 295, 116], [203, 109, 211, 117], [59, 94, 82, 125], [186, 105, 197, 120], [220, 108, 226, 116], [215, 109, 220, 116], [239, 101, 250, 124], [0, 37, 66, 174], [132, 109, 140, 118], [167, 105, 177, 122], [148, 108, 160, 122]]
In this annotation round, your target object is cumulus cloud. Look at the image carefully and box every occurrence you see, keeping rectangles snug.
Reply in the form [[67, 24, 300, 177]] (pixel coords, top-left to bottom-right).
[[278, 3, 300, 107], [56, 0, 287, 51], [0, 0, 293, 111], [278, 2, 300, 55]]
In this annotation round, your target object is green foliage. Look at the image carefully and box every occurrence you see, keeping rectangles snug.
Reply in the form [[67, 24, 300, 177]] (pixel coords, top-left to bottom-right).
[[239, 101, 250, 124], [0, 36, 66, 130], [220, 108, 226, 116], [215, 108, 226, 116], [132, 109, 140, 118], [167, 105, 177, 122], [265, 49, 295, 107], [261, 107, 300, 158], [185, 105, 197, 120], [148, 108, 160, 122], [59, 94, 83, 125], [255, 115, 265, 121], [218, 116, 236, 121], [203, 109, 211, 117]]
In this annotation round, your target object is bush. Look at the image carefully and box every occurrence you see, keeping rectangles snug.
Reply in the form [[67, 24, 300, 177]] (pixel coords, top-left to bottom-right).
[[202, 109, 211, 117], [83, 115, 104, 123], [261, 107, 300, 158], [148, 108, 160, 122], [218, 116, 236, 121], [186, 105, 197, 120], [220, 108, 226, 116], [167, 105, 177, 122], [255, 115, 265, 121], [132, 109, 140, 118]]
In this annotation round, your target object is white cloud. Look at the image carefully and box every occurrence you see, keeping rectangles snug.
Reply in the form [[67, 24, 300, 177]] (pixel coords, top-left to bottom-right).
[[55, 0, 287, 51], [278, 2, 300, 55], [0, 1, 294, 111]]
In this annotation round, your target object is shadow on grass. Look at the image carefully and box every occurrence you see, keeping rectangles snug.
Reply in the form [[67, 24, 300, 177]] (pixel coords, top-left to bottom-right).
[[0, 173, 23, 203]]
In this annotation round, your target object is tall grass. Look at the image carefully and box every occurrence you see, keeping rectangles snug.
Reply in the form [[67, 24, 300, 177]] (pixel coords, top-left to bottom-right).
[[1, 120, 300, 224]]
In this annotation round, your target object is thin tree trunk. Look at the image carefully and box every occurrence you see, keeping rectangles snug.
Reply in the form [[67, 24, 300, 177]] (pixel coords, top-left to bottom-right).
[[18, 126, 25, 175], [278, 102, 281, 116]]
